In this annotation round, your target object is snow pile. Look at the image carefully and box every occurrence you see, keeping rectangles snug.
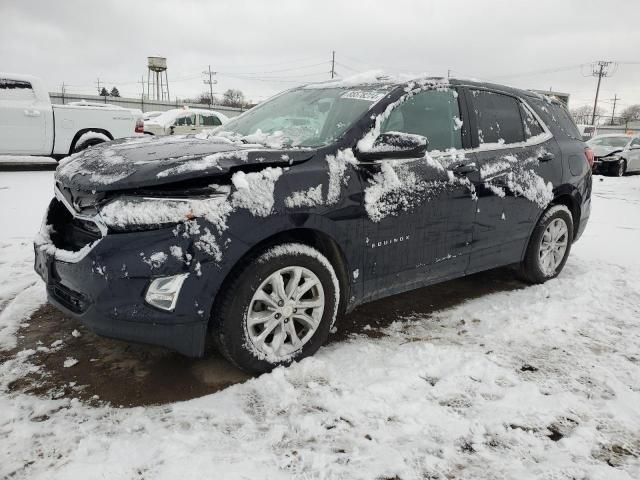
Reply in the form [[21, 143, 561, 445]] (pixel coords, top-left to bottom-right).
[[284, 184, 323, 208], [231, 167, 283, 217]]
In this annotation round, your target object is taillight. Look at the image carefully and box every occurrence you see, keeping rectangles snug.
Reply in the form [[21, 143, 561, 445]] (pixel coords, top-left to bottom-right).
[[584, 147, 594, 168], [135, 118, 144, 133]]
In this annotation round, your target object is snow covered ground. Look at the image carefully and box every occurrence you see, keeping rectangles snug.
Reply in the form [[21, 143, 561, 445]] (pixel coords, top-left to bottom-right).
[[0, 171, 639, 479]]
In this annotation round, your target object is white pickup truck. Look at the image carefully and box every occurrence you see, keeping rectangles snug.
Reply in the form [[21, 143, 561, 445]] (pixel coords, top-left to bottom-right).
[[0, 73, 144, 159]]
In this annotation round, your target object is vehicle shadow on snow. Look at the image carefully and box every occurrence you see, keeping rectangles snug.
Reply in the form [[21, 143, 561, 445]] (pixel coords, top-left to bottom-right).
[[3, 267, 523, 407]]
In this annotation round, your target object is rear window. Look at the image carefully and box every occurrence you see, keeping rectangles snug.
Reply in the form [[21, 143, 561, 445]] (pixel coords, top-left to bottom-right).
[[199, 114, 222, 127], [0, 78, 35, 101], [470, 90, 525, 145]]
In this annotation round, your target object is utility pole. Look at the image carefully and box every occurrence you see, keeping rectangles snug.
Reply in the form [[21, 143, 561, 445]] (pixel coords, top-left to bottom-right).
[[590, 60, 615, 126], [330, 51, 336, 79], [95, 77, 101, 95], [447, 69, 451, 79], [203, 65, 217, 107], [61, 82, 66, 105], [610, 94, 620, 126], [139, 76, 145, 111]]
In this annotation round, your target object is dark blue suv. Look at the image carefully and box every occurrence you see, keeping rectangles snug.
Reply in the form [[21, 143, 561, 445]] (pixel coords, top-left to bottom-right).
[[35, 76, 592, 373]]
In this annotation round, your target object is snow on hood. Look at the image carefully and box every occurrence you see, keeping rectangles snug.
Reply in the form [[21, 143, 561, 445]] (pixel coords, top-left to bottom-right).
[[54, 135, 313, 192]]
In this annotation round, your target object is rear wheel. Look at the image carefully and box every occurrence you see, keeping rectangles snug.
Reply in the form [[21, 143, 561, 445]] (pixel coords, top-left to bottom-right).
[[519, 205, 573, 284], [610, 159, 627, 177], [72, 131, 110, 153], [211, 243, 339, 374]]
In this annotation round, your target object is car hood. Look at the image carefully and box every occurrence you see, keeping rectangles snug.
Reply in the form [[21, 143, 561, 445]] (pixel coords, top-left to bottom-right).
[[590, 144, 623, 158], [55, 134, 314, 192]]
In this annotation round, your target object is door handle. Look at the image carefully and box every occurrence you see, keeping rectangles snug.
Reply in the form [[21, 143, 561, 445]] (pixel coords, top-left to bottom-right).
[[450, 162, 478, 175], [538, 151, 554, 162], [24, 109, 41, 117]]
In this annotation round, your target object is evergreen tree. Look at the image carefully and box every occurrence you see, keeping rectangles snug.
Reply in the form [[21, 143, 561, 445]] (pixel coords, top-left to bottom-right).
[[99, 87, 109, 97], [110, 87, 120, 97]]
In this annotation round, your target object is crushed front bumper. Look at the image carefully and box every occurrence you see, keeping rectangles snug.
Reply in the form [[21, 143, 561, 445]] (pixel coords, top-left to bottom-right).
[[33, 197, 212, 357]]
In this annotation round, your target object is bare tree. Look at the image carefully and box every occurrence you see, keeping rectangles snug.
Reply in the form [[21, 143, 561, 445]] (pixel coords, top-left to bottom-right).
[[570, 105, 603, 125], [222, 89, 245, 108], [619, 104, 640, 124]]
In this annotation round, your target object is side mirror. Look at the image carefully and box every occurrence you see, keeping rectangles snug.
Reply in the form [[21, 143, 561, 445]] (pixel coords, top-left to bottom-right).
[[169, 125, 176, 135], [356, 132, 428, 161]]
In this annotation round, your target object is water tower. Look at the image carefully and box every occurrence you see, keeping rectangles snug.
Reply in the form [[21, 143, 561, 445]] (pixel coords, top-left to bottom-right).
[[147, 56, 170, 101]]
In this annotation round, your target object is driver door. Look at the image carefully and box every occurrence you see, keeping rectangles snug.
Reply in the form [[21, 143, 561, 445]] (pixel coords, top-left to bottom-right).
[[359, 87, 477, 301]]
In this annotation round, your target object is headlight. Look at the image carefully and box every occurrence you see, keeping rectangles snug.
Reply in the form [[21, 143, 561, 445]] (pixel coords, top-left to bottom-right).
[[145, 273, 189, 311], [98, 190, 230, 231]]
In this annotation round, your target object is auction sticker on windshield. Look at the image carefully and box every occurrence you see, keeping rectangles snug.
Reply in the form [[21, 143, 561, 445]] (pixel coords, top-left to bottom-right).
[[340, 90, 387, 102]]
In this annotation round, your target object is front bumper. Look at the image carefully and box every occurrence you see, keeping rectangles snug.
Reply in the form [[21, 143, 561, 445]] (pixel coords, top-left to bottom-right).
[[33, 198, 215, 357], [592, 158, 620, 175]]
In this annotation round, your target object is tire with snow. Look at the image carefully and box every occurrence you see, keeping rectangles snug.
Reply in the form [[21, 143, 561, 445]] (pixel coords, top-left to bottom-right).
[[72, 131, 110, 153], [211, 243, 340, 374], [519, 204, 573, 284]]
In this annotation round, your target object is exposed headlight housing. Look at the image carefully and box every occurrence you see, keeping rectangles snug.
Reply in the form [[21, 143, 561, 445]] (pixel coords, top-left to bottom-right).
[[145, 273, 189, 311], [98, 187, 230, 232]]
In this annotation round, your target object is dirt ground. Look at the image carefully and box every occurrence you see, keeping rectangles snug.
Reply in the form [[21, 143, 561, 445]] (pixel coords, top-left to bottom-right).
[[2, 267, 522, 407]]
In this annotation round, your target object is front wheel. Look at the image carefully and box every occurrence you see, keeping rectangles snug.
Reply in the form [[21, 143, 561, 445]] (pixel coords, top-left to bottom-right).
[[212, 243, 340, 373], [519, 205, 573, 284]]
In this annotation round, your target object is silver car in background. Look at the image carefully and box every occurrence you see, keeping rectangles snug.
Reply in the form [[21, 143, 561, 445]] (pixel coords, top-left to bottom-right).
[[587, 134, 640, 176]]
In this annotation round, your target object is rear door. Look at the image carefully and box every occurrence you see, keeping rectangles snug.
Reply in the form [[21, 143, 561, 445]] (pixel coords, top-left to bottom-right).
[[0, 77, 50, 154], [463, 88, 561, 273], [360, 86, 477, 300]]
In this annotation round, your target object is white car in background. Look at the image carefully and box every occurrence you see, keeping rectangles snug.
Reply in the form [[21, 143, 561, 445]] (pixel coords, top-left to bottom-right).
[[588, 134, 640, 176], [143, 107, 229, 135], [142, 110, 163, 121], [0, 73, 144, 158]]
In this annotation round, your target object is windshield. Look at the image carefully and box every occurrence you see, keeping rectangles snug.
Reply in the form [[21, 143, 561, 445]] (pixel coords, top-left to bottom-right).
[[215, 86, 391, 148], [588, 136, 629, 148]]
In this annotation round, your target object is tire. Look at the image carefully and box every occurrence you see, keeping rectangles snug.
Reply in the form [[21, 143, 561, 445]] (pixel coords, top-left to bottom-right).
[[72, 132, 110, 153], [211, 243, 340, 374], [610, 159, 627, 177], [519, 204, 573, 284]]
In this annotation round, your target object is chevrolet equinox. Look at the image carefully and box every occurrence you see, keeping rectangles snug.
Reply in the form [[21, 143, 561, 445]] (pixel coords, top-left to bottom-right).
[[35, 76, 592, 373]]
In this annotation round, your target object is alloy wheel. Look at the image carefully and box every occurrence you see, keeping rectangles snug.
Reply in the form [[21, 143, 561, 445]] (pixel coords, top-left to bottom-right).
[[538, 218, 569, 275], [246, 266, 325, 359]]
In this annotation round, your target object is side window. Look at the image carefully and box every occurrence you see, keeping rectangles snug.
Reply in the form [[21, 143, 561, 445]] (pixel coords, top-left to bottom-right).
[[471, 90, 525, 145], [381, 89, 462, 152], [0, 78, 36, 101], [199, 114, 221, 127], [631, 138, 640, 148], [175, 114, 195, 126], [519, 103, 544, 138]]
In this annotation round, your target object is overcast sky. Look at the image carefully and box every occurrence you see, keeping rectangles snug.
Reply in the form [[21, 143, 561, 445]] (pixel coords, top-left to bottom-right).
[[2, 0, 639, 116]]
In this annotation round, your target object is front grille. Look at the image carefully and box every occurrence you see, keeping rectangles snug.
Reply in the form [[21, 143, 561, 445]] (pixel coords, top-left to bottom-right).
[[48, 198, 102, 251], [49, 282, 88, 313]]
